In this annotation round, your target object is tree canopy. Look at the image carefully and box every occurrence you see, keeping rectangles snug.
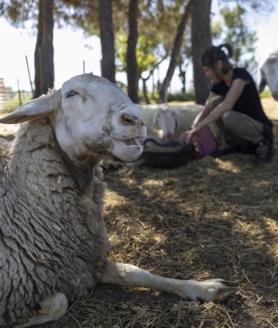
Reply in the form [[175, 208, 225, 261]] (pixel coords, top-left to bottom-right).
[[0, 0, 276, 102]]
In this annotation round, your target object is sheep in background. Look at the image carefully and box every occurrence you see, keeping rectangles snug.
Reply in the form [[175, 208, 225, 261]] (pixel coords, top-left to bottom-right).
[[259, 52, 278, 101], [168, 104, 205, 138], [0, 74, 235, 327], [139, 105, 179, 141], [141, 104, 219, 142], [139, 104, 202, 141], [171, 104, 221, 141], [139, 105, 168, 138]]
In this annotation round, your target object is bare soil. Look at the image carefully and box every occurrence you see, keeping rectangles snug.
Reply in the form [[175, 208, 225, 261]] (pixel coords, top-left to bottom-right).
[[0, 99, 277, 328]]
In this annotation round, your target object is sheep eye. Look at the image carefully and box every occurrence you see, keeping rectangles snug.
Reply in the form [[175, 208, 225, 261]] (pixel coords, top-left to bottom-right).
[[65, 90, 78, 98]]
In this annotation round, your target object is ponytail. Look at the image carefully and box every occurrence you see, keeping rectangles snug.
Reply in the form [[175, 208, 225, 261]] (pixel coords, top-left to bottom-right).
[[218, 43, 233, 58]]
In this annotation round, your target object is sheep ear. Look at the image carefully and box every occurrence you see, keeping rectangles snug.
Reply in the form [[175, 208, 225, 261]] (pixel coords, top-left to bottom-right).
[[0, 90, 61, 124]]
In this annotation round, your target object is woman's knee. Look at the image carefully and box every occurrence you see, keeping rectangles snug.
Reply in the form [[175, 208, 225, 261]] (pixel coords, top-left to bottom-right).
[[221, 111, 238, 128]]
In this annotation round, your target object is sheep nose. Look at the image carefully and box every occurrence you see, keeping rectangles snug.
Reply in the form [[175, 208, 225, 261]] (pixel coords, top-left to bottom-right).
[[120, 113, 142, 126]]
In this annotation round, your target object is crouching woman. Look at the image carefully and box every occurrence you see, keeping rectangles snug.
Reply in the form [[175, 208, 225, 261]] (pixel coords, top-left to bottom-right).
[[180, 44, 273, 162]]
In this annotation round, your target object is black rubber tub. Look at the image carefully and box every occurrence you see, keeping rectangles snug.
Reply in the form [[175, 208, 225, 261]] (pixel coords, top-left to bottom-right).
[[141, 138, 196, 169]]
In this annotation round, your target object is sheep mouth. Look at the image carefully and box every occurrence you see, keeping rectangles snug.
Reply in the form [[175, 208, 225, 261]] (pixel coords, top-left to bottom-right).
[[111, 136, 144, 161], [113, 137, 142, 147]]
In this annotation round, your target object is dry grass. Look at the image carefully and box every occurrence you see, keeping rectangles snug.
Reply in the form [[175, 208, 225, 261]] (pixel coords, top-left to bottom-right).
[[0, 99, 277, 328]]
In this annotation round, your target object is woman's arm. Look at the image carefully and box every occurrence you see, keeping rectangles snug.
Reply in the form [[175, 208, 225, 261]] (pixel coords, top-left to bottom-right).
[[191, 92, 218, 128], [195, 79, 248, 131], [181, 79, 248, 144]]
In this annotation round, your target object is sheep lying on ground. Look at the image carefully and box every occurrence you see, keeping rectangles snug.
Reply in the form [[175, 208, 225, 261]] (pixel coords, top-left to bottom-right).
[[141, 104, 219, 142], [162, 104, 204, 140], [0, 74, 236, 327], [259, 52, 278, 101]]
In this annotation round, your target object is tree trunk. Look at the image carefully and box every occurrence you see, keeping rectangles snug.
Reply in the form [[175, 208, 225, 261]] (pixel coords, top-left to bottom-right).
[[98, 0, 116, 83], [126, 0, 139, 103], [142, 78, 150, 104], [191, 0, 212, 104], [178, 60, 189, 95], [159, 0, 193, 103], [140, 56, 167, 104], [34, 0, 54, 98]]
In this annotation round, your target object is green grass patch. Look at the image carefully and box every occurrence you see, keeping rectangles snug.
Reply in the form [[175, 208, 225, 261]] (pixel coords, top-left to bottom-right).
[[260, 89, 272, 99], [1, 93, 32, 114]]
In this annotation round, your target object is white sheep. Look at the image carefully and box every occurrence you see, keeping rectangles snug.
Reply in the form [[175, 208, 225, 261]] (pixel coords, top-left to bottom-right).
[[141, 104, 219, 142], [152, 107, 179, 140], [139, 104, 202, 140], [173, 105, 220, 141], [259, 52, 278, 101], [0, 74, 235, 327], [138, 105, 169, 139], [168, 104, 205, 138]]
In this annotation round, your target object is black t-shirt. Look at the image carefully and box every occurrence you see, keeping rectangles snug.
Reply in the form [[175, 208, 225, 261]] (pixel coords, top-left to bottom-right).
[[211, 68, 272, 128]]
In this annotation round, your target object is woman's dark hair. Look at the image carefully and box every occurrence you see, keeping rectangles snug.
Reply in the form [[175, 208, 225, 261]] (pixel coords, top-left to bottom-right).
[[201, 44, 233, 74]]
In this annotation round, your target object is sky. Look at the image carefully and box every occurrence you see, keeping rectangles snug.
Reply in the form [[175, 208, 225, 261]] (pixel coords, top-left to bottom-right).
[[0, 1, 278, 93]]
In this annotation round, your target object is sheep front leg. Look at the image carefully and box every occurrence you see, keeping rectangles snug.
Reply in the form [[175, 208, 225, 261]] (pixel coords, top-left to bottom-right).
[[15, 293, 68, 328], [101, 261, 237, 302]]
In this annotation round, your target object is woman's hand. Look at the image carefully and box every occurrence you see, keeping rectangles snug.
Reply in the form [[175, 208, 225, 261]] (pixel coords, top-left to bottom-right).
[[179, 127, 198, 145]]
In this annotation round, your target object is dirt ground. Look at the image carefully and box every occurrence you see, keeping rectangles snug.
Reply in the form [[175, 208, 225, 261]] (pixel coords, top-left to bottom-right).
[[0, 99, 277, 328]]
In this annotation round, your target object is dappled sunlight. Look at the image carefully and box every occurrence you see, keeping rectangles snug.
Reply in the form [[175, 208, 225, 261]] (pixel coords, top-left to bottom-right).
[[104, 190, 126, 211], [233, 217, 277, 243], [101, 148, 278, 327], [214, 158, 242, 173], [141, 178, 164, 187], [262, 98, 278, 120]]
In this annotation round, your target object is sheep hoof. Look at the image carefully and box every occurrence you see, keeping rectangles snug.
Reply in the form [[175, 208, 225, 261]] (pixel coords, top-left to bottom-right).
[[177, 278, 238, 302], [194, 279, 238, 302], [15, 293, 68, 328]]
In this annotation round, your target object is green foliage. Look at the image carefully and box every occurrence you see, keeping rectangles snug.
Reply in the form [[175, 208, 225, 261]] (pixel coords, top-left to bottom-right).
[[137, 37, 160, 73], [213, 4, 258, 70], [116, 32, 160, 74], [1, 0, 192, 94], [115, 33, 126, 72], [115, 1, 193, 77], [0, 0, 37, 27], [260, 90, 272, 99], [220, 0, 274, 11], [167, 90, 195, 102], [0, 0, 96, 30], [138, 90, 159, 104], [211, 21, 222, 40]]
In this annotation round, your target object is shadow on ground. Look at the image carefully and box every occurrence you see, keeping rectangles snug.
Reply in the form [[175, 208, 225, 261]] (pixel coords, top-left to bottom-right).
[[50, 120, 277, 328]]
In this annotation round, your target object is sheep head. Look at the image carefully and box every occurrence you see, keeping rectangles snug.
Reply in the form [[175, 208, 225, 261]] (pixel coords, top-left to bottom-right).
[[153, 108, 178, 141], [259, 53, 278, 101], [0, 74, 146, 164]]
